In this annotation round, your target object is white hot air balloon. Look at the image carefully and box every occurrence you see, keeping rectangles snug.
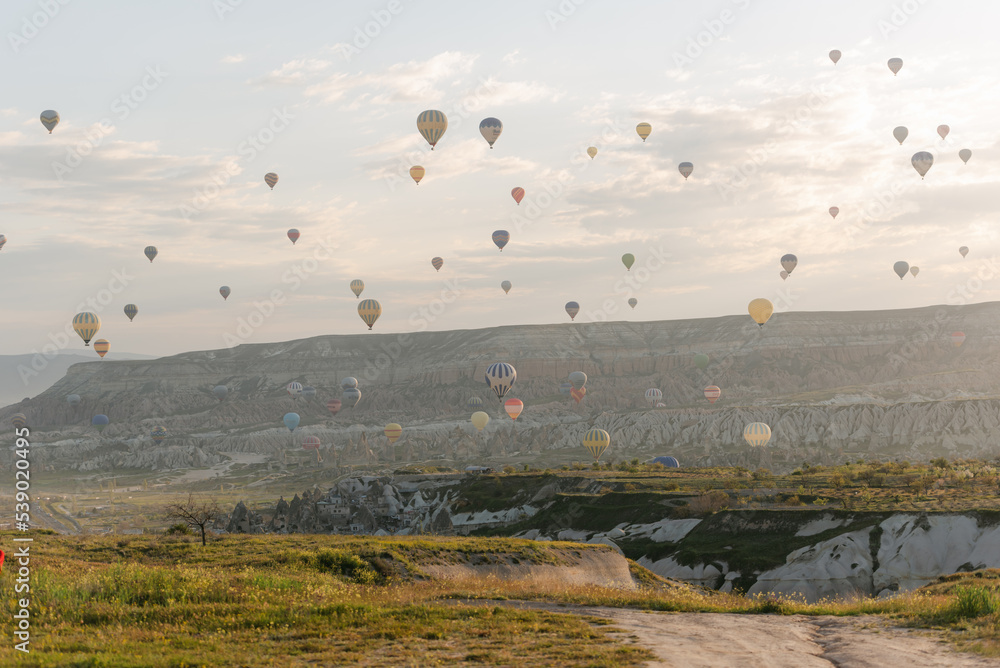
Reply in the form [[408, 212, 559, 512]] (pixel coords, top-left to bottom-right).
[[893, 126, 908, 145], [829, 50, 841, 65], [887, 58, 903, 75], [959, 149, 972, 164]]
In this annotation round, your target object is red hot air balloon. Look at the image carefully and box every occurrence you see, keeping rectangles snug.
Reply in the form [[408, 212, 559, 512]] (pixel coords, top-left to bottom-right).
[[571, 387, 587, 403], [951, 332, 966, 348], [504, 398, 524, 420], [326, 399, 342, 415], [287, 229, 300, 245], [302, 436, 321, 450], [511, 187, 525, 205], [704, 385, 721, 404]]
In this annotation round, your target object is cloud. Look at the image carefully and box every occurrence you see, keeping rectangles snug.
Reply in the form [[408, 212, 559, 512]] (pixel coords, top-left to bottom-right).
[[221, 54, 246, 64]]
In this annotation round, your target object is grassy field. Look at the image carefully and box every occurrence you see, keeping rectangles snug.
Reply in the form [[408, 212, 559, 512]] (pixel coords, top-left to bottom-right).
[[1, 532, 998, 666]]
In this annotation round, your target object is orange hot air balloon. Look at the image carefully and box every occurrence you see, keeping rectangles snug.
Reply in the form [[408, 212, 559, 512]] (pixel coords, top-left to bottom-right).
[[93, 339, 110, 358], [504, 398, 523, 420], [951, 332, 966, 348], [704, 385, 721, 404], [511, 187, 525, 205], [571, 387, 586, 403], [409, 166, 425, 184]]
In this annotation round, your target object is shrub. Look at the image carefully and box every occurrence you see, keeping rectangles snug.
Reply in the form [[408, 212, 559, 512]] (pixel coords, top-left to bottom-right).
[[931, 457, 951, 470], [953, 586, 999, 618], [165, 523, 192, 535], [314, 549, 379, 585], [688, 491, 729, 515]]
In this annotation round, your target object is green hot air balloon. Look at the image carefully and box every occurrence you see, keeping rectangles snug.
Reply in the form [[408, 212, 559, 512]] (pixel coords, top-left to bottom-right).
[[694, 354, 709, 370], [622, 254, 635, 270]]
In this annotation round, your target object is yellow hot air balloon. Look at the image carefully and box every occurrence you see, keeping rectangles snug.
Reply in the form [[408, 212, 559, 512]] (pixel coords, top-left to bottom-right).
[[583, 428, 611, 461], [417, 110, 448, 149], [409, 166, 425, 185], [748, 299, 774, 328], [471, 411, 490, 432], [350, 279, 365, 298], [358, 299, 381, 330], [384, 423, 402, 443], [72, 312, 101, 346], [743, 422, 771, 447], [93, 339, 110, 358], [636, 123, 652, 141], [587, 146, 598, 159]]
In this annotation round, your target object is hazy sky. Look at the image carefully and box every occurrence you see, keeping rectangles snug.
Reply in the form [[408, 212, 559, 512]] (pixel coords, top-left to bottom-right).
[[3, 0, 1000, 359]]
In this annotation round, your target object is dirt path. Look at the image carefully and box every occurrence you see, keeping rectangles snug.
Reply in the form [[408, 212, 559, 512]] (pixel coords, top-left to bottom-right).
[[456, 601, 999, 667]]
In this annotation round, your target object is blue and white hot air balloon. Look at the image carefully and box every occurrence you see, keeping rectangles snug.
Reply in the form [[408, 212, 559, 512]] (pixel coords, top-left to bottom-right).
[[479, 117, 503, 148], [485, 362, 516, 401]]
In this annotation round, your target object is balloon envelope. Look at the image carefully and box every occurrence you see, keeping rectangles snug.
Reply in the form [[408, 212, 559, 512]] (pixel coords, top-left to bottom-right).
[[829, 50, 841, 64], [342, 377, 358, 389], [571, 387, 587, 403], [302, 436, 321, 450], [511, 187, 525, 204], [587, 146, 598, 159], [67, 394, 82, 406], [151, 426, 167, 442], [893, 261, 909, 279], [384, 423, 402, 443], [887, 57, 903, 75], [11, 413, 28, 429], [93, 339, 110, 358], [568, 371, 587, 390], [622, 253, 635, 270], [829, 207, 839, 219], [694, 354, 709, 370], [959, 149, 972, 164], [485, 362, 517, 401], [467, 396, 483, 410], [40, 110, 60, 133], [636, 123, 651, 141], [678, 162, 693, 179], [959, 246, 969, 258], [471, 411, 490, 432], [479, 117, 502, 147], [645, 388, 662, 406], [283, 413, 300, 432], [744, 422, 771, 446], [431, 257, 443, 271], [144, 246, 158, 262], [219, 286, 230, 300], [264, 172, 278, 189], [92, 414, 109, 431], [417, 110, 448, 149], [565, 301, 580, 321], [893, 126, 908, 144], [504, 398, 524, 420], [124, 304, 138, 321], [358, 299, 382, 330], [951, 332, 966, 348], [748, 299, 774, 327], [937, 124, 950, 140], [501, 280, 512, 294], [910, 266, 920, 277], [326, 399, 342, 415], [350, 280, 365, 298], [287, 229, 300, 244], [213, 385, 228, 401], [287, 382, 303, 398], [582, 428, 611, 461], [409, 166, 425, 184], [73, 312, 101, 346], [628, 298, 637, 309], [780, 254, 798, 274], [704, 386, 721, 404], [492, 230, 510, 251], [343, 387, 362, 408], [780, 270, 788, 281], [911, 151, 933, 178], [653, 456, 680, 468]]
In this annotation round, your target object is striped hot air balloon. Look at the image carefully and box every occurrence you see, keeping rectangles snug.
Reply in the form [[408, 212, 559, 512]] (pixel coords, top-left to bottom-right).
[[151, 426, 167, 442], [302, 436, 321, 450], [628, 298, 637, 309], [571, 387, 587, 403], [559, 382, 573, 396], [326, 399, 342, 415], [350, 280, 365, 298], [743, 422, 772, 447], [678, 162, 693, 180], [636, 123, 652, 141], [219, 286, 231, 300], [93, 339, 110, 358], [492, 230, 510, 251], [417, 110, 448, 149], [341, 377, 358, 389], [583, 429, 611, 461], [40, 110, 60, 133], [431, 257, 443, 271], [479, 117, 503, 148], [11, 414, 27, 430], [343, 387, 361, 408], [645, 388, 662, 406], [124, 304, 138, 321], [511, 187, 525, 204], [384, 423, 402, 443], [568, 371, 587, 390], [504, 398, 523, 420], [92, 414, 109, 432], [704, 386, 721, 404], [951, 332, 966, 348], [653, 456, 680, 468], [829, 207, 839, 219], [287, 229, 300, 245], [0, 234, 6, 251], [565, 301, 580, 321], [410, 166, 425, 184], [144, 246, 158, 263], [67, 394, 82, 406], [302, 386, 316, 398], [72, 312, 101, 346], [358, 299, 381, 330], [485, 362, 516, 401], [467, 396, 483, 410], [264, 172, 278, 189], [286, 382, 303, 398]]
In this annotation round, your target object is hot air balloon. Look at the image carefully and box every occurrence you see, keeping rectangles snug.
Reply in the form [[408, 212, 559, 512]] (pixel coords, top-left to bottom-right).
[[11, 414, 27, 430], [350, 280, 365, 298], [220, 286, 231, 300], [569, 371, 587, 390], [384, 423, 402, 443], [653, 456, 679, 468], [748, 299, 774, 327], [72, 312, 100, 346], [887, 58, 903, 75], [93, 339, 110, 358], [467, 396, 484, 410], [342, 377, 358, 389], [431, 257, 443, 272], [780, 254, 798, 274], [67, 394, 82, 407], [951, 332, 966, 348], [358, 299, 381, 330], [0, 235, 6, 251], [678, 162, 693, 180], [144, 246, 158, 263], [587, 147, 598, 159], [582, 429, 610, 461], [287, 229, 300, 244], [409, 166, 425, 185], [937, 125, 950, 140], [504, 398, 524, 420], [326, 398, 342, 415], [704, 386, 721, 404], [893, 261, 909, 279], [151, 426, 167, 442], [417, 110, 448, 149], [501, 280, 512, 294], [893, 126, 908, 145], [959, 149, 972, 164], [571, 387, 587, 403], [303, 386, 316, 399], [92, 414, 109, 432], [283, 413, 300, 432], [213, 385, 228, 401], [124, 304, 138, 321], [780, 270, 788, 281], [911, 151, 933, 178], [559, 382, 573, 396], [287, 382, 303, 398], [628, 298, 637, 309], [694, 354, 709, 370], [744, 422, 771, 446], [492, 230, 510, 251], [829, 207, 839, 219], [264, 173, 278, 189], [485, 362, 516, 401], [959, 246, 969, 258], [636, 123, 652, 141], [622, 253, 635, 270], [910, 266, 920, 278], [343, 387, 362, 408], [645, 388, 662, 406], [511, 187, 525, 204], [829, 50, 841, 65], [565, 301, 580, 321], [471, 411, 490, 432], [40, 110, 60, 133], [303, 436, 321, 450], [479, 117, 502, 148]]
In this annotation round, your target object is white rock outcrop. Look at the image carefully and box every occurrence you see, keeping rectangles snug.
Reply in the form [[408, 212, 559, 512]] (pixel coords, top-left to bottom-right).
[[748, 529, 873, 601]]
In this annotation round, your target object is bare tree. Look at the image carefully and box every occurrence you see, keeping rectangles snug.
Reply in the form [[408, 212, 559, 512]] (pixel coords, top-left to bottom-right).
[[165, 494, 220, 546]]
